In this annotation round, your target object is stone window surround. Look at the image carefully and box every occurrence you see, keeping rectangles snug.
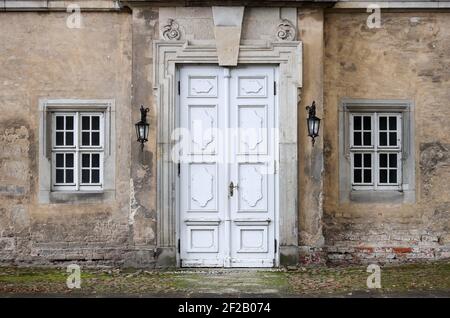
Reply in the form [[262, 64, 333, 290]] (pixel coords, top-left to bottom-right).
[[38, 99, 116, 204], [339, 99, 416, 204], [153, 40, 303, 266]]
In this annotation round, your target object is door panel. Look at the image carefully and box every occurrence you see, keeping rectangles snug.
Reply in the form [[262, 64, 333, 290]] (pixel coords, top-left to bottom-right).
[[179, 66, 225, 267], [229, 66, 276, 267], [178, 65, 277, 268]]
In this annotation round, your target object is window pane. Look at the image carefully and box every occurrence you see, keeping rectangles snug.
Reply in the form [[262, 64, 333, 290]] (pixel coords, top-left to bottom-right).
[[380, 169, 387, 183], [56, 154, 64, 167], [92, 154, 100, 168], [389, 170, 397, 183], [389, 154, 397, 168], [364, 154, 371, 167], [92, 116, 100, 130], [389, 132, 397, 146], [379, 116, 387, 130], [354, 153, 362, 167], [56, 116, 64, 130], [82, 154, 90, 167], [56, 132, 64, 146], [92, 170, 100, 183], [82, 132, 90, 146], [92, 132, 100, 146], [363, 132, 371, 146], [379, 132, 387, 146], [379, 153, 388, 167], [353, 116, 361, 130], [82, 169, 90, 183], [82, 116, 90, 130], [354, 132, 362, 146], [364, 169, 372, 183], [354, 169, 362, 183], [66, 132, 74, 146], [66, 169, 74, 183], [363, 116, 371, 130], [66, 116, 74, 130], [56, 169, 64, 183], [66, 153, 74, 168], [389, 116, 397, 130]]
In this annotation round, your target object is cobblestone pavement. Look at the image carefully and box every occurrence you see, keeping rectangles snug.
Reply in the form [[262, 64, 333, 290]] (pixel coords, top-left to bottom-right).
[[1, 262, 450, 297]]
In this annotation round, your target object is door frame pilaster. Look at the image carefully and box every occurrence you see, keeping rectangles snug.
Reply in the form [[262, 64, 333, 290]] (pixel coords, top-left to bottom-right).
[[153, 41, 302, 267]]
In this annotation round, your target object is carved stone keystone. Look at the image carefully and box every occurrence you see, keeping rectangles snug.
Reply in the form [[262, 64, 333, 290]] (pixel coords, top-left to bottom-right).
[[212, 6, 245, 66]]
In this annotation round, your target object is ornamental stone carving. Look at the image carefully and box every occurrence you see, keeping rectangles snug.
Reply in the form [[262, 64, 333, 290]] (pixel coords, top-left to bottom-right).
[[276, 19, 296, 41], [162, 19, 181, 40]]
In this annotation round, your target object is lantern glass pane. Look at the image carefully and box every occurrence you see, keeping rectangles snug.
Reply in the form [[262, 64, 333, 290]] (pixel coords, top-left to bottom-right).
[[307, 119, 314, 136], [144, 124, 150, 140], [135, 125, 140, 141], [313, 119, 320, 136]]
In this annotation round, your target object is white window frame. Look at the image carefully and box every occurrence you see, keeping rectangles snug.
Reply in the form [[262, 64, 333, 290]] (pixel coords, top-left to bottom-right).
[[350, 112, 402, 191], [51, 111, 105, 191], [339, 99, 415, 203], [39, 99, 115, 204]]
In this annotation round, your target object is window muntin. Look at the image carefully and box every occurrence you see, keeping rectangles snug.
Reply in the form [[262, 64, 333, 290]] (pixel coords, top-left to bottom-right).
[[53, 113, 76, 147], [54, 152, 76, 185], [351, 152, 373, 185], [350, 112, 402, 190], [378, 115, 400, 148], [378, 152, 401, 185], [80, 152, 102, 185], [81, 114, 102, 147], [351, 114, 373, 147], [51, 112, 104, 191]]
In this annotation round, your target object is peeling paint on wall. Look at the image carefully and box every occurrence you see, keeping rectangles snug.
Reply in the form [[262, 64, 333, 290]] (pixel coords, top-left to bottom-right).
[[129, 178, 139, 226]]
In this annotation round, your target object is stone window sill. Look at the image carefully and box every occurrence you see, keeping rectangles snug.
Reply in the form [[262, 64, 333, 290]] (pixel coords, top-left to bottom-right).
[[39, 190, 115, 204], [349, 190, 414, 204]]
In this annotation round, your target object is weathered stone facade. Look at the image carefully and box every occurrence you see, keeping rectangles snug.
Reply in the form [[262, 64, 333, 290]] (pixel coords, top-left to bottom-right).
[[324, 11, 450, 264], [0, 1, 449, 267], [0, 11, 140, 265]]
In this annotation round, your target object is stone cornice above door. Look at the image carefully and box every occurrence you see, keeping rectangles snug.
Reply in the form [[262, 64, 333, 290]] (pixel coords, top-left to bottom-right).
[[153, 41, 303, 88], [158, 7, 297, 45]]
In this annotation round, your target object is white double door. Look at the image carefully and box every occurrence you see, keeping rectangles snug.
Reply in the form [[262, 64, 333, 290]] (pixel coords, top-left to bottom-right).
[[178, 65, 278, 267]]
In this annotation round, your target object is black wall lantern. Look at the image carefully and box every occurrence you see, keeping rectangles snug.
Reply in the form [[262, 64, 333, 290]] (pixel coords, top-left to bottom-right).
[[135, 105, 150, 150], [306, 101, 321, 146]]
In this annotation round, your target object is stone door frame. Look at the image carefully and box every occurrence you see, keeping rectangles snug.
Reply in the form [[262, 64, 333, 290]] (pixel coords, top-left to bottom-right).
[[153, 40, 302, 266]]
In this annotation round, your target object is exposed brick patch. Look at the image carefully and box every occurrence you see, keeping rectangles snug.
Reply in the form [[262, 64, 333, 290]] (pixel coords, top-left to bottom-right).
[[324, 244, 450, 265], [299, 246, 326, 265], [393, 247, 413, 254]]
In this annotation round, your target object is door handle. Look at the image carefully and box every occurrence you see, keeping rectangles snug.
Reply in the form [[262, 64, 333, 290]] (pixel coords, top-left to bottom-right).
[[229, 181, 239, 197]]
